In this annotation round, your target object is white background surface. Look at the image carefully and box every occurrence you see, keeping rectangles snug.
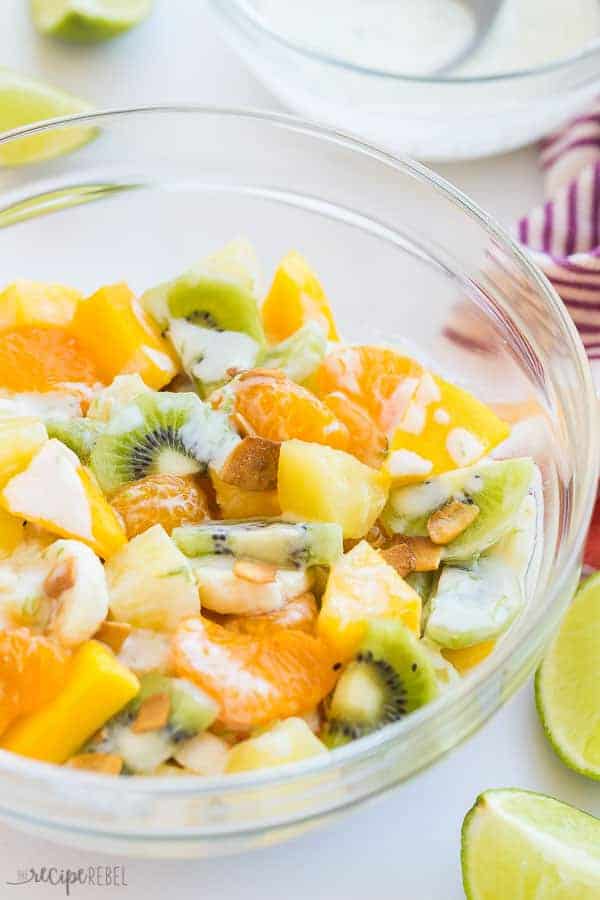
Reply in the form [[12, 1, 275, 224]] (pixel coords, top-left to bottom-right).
[[0, 2, 598, 898]]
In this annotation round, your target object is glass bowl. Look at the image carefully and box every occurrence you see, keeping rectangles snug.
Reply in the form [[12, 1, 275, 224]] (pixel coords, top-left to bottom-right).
[[0, 107, 596, 858], [210, 0, 600, 161]]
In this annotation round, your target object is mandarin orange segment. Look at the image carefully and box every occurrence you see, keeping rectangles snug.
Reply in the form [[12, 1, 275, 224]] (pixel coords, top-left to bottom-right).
[[223, 592, 318, 636], [0, 629, 70, 736], [111, 474, 210, 539], [315, 346, 423, 436], [261, 251, 339, 343], [0, 326, 104, 393], [233, 369, 349, 450], [0, 280, 81, 330], [69, 283, 178, 390], [173, 617, 338, 731], [322, 391, 388, 468]]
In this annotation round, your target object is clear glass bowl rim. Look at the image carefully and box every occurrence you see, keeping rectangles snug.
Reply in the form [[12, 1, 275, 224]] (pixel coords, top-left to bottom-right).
[[221, 0, 600, 85], [0, 104, 596, 801]]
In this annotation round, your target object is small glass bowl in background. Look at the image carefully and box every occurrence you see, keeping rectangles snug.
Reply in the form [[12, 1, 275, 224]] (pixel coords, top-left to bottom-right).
[[0, 107, 596, 857], [210, 0, 600, 161]]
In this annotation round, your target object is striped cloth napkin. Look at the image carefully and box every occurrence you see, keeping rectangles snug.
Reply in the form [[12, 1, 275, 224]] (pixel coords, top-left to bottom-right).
[[516, 100, 600, 388]]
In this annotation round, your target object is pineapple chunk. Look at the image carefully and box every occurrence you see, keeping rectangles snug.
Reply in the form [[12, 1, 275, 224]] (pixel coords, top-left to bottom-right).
[[0, 417, 48, 487], [1, 440, 126, 559], [262, 251, 339, 342], [105, 524, 198, 631], [0, 280, 81, 330], [318, 541, 421, 661], [0, 641, 139, 764], [278, 439, 389, 539], [69, 283, 178, 390], [210, 470, 280, 519], [226, 718, 326, 773]]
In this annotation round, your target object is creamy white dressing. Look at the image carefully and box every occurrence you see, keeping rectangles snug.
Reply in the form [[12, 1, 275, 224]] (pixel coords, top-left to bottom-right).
[[387, 448, 433, 479], [0, 390, 82, 420], [254, 0, 600, 77]]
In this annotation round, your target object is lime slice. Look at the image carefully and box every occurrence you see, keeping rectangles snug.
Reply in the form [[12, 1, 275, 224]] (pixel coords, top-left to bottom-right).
[[535, 572, 600, 779], [0, 68, 94, 166], [462, 789, 600, 899], [31, 0, 152, 42]]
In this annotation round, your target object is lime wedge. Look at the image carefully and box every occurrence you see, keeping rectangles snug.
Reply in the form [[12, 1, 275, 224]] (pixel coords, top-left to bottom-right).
[[536, 572, 600, 779], [31, 0, 153, 42], [0, 68, 94, 166], [462, 789, 600, 899]]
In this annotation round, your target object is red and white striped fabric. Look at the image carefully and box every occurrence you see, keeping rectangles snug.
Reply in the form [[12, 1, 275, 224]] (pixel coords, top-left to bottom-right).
[[516, 100, 600, 387]]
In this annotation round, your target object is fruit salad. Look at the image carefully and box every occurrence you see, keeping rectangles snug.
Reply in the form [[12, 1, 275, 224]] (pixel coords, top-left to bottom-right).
[[0, 240, 542, 777]]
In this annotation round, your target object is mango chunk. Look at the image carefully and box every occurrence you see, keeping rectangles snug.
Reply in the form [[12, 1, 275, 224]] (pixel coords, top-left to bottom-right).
[[262, 251, 339, 343], [1, 640, 139, 764], [442, 640, 495, 674], [69, 283, 178, 389], [389, 372, 509, 486], [0, 280, 81, 330], [318, 541, 421, 661], [278, 439, 388, 540]]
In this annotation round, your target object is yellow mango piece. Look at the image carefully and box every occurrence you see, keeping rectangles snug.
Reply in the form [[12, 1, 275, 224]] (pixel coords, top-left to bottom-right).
[[389, 372, 510, 486], [0, 507, 25, 558], [1, 439, 126, 560], [1, 641, 139, 764], [70, 283, 178, 389], [78, 466, 127, 559], [210, 470, 281, 519], [442, 640, 495, 674], [262, 251, 339, 343], [278, 439, 388, 540], [226, 718, 326, 774], [318, 541, 421, 661], [0, 417, 48, 487], [0, 280, 81, 330]]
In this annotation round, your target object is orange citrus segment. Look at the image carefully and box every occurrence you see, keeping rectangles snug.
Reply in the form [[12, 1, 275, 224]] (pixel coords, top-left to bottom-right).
[[315, 346, 423, 436], [223, 592, 318, 636], [111, 474, 210, 539], [173, 616, 338, 731], [388, 373, 510, 485], [0, 326, 104, 393], [262, 251, 339, 342], [322, 391, 388, 468], [442, 640, 495, 674], [0, 280, 81, 330], [318, 540, 421, 661], [69, 283, 178, 390], [0, 629, 70, 736], [233, 369, 349, 450]]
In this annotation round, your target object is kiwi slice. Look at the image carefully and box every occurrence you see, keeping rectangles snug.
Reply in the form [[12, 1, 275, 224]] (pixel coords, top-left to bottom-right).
[[259, 321, 327, 384], [323, 618, 438, 748], [90, 391, 239, 494], [425, 557, 523, 649], [87, 673, 218, 774], [167, 317, 260, 398], [46, 417, 105, 463], [172, 520, 343, 568], [382, 458, 535, 562]]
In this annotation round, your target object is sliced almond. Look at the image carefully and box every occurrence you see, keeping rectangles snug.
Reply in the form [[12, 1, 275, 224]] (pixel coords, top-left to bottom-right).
[[67, 753, 123, 775], [233, 559, 278, 584], [427, 500, 480, 545], [43, 557, 76, 598], [131, 692, 171, 734], [94, 620, 132, 653], [380, 541, 416, 577], [219, 436, 280, 492], [381, 536, 442, 575]]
